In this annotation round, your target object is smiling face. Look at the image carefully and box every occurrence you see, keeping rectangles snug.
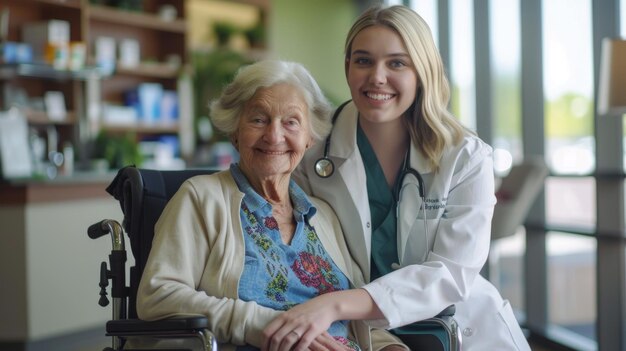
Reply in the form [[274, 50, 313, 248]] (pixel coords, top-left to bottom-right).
[[235, 83, 312, 185], [346, 24, 419, 126]]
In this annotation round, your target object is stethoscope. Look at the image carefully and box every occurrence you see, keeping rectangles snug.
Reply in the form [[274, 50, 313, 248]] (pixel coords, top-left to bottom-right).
[[314, 100, 351, 178], [314, 101, 431, 264], [393, 148, 430, 264]]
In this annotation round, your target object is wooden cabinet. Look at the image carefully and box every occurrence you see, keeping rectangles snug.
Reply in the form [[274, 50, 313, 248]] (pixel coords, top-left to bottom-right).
[[0, 63, 100, 146], [0, 0, 100, 175], [1, 0, 192, 172], [86, 2, 189, 131], [1, 0, 275, 173]]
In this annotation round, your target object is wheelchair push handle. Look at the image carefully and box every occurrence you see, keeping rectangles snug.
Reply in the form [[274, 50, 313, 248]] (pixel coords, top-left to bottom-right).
[[88, 221, 109, 239], [88, 219, 125, 251], [89, 219, 129, 326]]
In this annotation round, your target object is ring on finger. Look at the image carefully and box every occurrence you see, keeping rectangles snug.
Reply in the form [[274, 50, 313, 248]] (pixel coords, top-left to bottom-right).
[[290, 330, 301, 338]]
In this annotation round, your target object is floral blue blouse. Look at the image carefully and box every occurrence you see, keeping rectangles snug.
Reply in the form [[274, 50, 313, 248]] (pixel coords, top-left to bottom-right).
[[230, 164, 359, 351]]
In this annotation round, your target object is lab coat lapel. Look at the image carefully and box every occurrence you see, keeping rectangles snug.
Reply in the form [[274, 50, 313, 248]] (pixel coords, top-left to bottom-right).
[[319, 102, 372, 281], [308, 169, 371, 281], [311, 210, 351, 280], [396, 175, 421, 265], [397, 142, 434, 265]]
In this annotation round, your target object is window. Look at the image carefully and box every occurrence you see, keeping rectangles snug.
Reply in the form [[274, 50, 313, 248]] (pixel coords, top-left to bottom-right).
[[545, 177, 595, 229], [543, 0, 594, 176], [622, 0, 626, 35], [488, 0, 525, 313], [449, 0, 476, 130], [408, 0, 439, 45], [490, 0, 522, 175], [542, 0, 596, 344], [547, 232, 597, 341]]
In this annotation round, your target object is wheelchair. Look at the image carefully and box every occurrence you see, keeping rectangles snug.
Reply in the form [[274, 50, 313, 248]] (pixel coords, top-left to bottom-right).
[[88, 165, 461, 351]]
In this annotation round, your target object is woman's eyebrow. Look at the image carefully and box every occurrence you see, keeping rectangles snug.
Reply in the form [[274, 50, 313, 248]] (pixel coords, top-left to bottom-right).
[[351, 49, 409, 58]]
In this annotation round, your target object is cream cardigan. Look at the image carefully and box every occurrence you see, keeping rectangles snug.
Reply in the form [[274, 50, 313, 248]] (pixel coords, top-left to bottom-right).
[[136, 170, 404, 351]]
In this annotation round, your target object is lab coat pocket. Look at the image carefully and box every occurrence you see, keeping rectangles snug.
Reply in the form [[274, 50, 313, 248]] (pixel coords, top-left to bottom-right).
[[497, 300, 531, 351], [399, 218, 440, 266]]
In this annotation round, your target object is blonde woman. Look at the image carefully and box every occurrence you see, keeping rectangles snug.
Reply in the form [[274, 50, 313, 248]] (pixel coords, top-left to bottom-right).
[[264, 5, 531, 351]]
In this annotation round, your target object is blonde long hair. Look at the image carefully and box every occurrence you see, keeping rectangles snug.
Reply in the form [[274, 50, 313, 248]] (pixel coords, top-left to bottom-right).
[[345, 5, 467, 170]]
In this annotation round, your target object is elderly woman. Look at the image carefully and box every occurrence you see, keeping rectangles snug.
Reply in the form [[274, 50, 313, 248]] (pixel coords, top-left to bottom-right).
[[136, 60, 406, 351]]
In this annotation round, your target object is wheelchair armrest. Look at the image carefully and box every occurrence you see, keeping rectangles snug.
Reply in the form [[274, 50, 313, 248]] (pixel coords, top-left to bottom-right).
[[393, 305, 461, 351], [436, 304, 455, 317], [106, 316, 209, 334], [106, 316, 218, 351]]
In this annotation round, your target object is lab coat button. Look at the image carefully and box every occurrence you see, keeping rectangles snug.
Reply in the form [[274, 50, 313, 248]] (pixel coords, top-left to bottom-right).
[[366, 222, 371, 228], [463, 327, 473, 337]]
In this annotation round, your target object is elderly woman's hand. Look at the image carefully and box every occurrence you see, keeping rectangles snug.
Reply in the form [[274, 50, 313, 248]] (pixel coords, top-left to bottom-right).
[[263, 289, 384, 351], [308, 332, 354, 351], [262, 329, 352, 351], [262, 293, 338, 351]]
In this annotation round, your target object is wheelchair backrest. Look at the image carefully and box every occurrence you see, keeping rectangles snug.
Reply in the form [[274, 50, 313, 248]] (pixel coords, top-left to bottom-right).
[[106, 166, 217, 318]]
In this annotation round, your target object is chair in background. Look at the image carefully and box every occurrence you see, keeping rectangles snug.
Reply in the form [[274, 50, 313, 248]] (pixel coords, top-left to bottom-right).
[[89, 165, 460, 351], [486, 157, 549, 285]]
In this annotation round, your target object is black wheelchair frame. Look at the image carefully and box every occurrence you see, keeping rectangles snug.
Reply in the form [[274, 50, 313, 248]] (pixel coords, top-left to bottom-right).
[[89, 166, 218, 351]]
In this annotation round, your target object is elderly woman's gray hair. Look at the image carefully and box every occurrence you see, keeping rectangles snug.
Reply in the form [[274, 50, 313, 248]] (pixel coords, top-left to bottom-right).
[[210, 60, 333, 142]]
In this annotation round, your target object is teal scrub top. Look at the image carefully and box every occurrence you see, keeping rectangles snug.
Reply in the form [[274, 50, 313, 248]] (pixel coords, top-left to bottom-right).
[[358, 127, 443, 343], [357, 124, 399, 281]]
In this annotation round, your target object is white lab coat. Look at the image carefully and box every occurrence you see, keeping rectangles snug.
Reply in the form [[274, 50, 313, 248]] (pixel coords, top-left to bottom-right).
[[293, 102, 530, 350]]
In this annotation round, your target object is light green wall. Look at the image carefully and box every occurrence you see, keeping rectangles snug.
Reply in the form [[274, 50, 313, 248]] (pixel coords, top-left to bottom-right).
[[269, 0, 357, 105]]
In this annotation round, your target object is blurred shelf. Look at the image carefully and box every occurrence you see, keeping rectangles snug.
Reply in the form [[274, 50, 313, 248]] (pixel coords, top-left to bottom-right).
[[32, 0, 82, 9], [0, 63, 108, 81], [115, 64, 180, 79], [88, 4, 186, 33], [25, 110, 77, 125], [101, 122, 180, 134]]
